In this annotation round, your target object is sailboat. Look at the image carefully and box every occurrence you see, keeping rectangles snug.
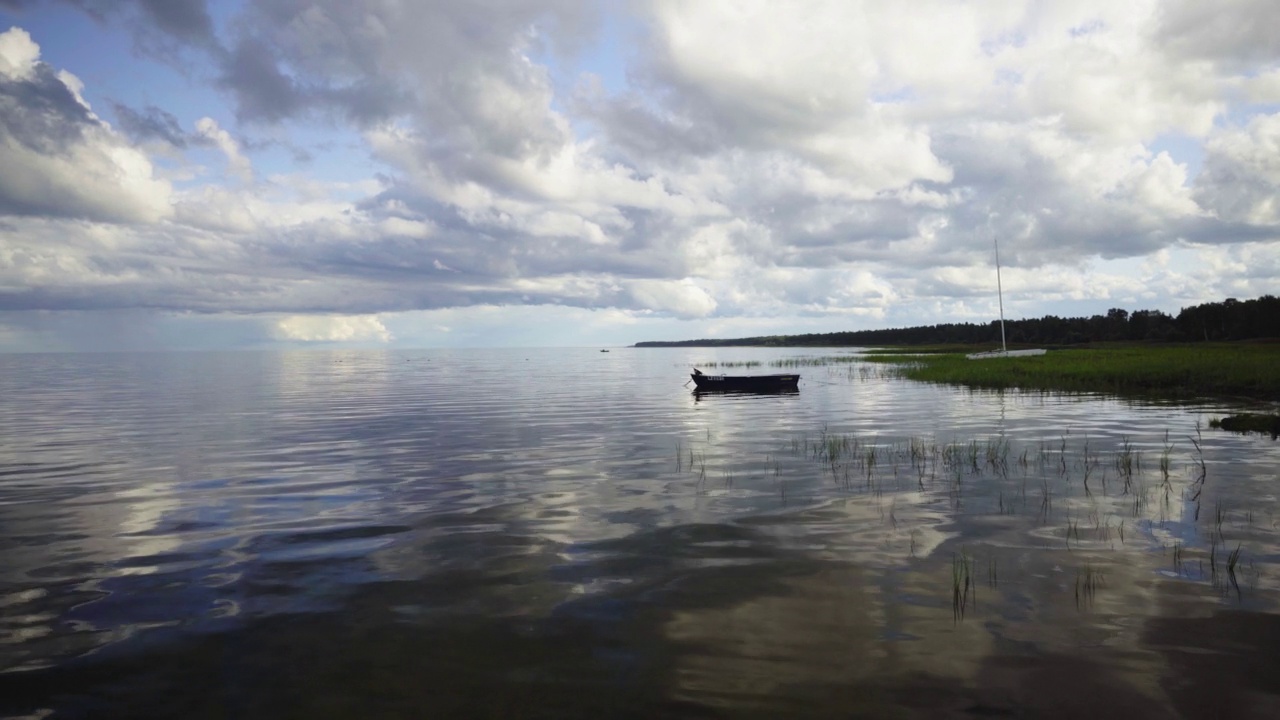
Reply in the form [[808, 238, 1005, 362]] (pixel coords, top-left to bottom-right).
[[967, 238, 1047, 360]]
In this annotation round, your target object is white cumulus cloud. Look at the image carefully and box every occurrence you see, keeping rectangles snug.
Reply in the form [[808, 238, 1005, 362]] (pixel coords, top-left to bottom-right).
[[274, 314, 393, 343], [0, 27, 173, 224]]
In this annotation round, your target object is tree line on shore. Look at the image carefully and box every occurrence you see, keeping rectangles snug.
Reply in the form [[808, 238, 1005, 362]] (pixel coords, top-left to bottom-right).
[[634, 295, 1280, 347]]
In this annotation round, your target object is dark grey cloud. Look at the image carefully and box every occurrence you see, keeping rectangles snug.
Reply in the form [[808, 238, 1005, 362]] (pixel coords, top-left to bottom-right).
[[111, 102, 190, 147], [1189, 118, 1280, 240], [1178, 217, 1279, 245], [929, 128, 1190, 266], [8, 0, 1280, 339], [236, 134, 314, 163], [0, 28, 172, 224], [209, 20, 415, 126], [51, 0, 218, 58], [349, 185, 655, 282], [2, 0, 109, 16], [218, 36, 306, 123], [576, 91, 722, 162], [49, 0, 413, 126], [318, 79, 412, 127], [215, 0, 589, 167], [0, 62, 150, 222], [136, 0, 216, 47], [45, 0, 108, 21], [0, 63, 93, 155], [0, 308, 277, 352], [0, 222, 601, 316], [55, 0, 580, 155], [1156, 0, 1280, 68]]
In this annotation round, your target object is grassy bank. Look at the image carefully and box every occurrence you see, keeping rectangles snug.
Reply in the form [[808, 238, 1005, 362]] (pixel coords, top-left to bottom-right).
[[862, 343, 1280, 399]]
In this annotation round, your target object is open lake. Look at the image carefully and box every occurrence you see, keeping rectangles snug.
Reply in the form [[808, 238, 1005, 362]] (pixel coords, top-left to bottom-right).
[[2, 347, 1279, 718]]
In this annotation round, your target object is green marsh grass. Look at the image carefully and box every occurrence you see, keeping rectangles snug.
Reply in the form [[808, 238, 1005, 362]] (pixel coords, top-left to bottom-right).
[[770, 355, 862, 368], [696, 360, 764, 369], [1210, 413, 1280, 438], [862, 343, 1280, 399]]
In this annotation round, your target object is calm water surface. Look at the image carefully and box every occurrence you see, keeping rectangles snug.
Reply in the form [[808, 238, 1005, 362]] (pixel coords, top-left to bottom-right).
[[2, 348, 1279, 718]]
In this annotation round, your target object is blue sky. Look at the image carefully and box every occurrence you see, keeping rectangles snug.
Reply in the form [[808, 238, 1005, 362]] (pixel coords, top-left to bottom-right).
[[1, 0, 1278, 351]]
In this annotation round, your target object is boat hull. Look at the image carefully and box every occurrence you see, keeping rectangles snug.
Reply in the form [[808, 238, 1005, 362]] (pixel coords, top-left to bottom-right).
[[690, 373, 799, 392]]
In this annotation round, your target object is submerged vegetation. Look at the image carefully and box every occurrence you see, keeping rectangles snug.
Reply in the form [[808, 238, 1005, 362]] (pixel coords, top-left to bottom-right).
[[671, 419, 1269, 623], [666, 350, 1276, 628], [692, 360, 764, 369], [862, 344, 1280, 400]]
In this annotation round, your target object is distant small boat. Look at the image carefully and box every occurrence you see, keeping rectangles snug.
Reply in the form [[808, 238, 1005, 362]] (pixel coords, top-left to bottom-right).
[[969, 237, 1046, 361], [690, 369, 799, 391], [600, 349, 609, 352]]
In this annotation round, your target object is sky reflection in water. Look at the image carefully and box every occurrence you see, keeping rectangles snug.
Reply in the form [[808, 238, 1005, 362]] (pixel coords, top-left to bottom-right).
[[1, 348, 1279, 718]]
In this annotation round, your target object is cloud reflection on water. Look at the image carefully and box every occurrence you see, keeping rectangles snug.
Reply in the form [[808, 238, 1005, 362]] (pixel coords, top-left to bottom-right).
[[1, 348, 1279, 717]]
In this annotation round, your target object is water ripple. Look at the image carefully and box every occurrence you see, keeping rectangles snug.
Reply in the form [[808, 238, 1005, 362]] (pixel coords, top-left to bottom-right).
[[2, 348, 1280, 717]]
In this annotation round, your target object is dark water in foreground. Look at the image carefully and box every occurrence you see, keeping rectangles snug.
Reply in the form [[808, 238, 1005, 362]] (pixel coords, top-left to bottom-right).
[[2, 347, 1280, 719]]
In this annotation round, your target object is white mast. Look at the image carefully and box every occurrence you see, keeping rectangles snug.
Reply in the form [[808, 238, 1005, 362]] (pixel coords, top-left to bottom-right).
[[995, 237, 1007, 354], [967, 235, 1045, 359]]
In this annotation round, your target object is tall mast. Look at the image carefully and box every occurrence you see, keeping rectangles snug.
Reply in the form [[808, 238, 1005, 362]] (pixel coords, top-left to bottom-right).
[[995, 237, 1007, 354]]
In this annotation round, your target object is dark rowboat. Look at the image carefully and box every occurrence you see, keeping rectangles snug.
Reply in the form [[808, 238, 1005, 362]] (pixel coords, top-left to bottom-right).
[[690, 369, 799, 392]]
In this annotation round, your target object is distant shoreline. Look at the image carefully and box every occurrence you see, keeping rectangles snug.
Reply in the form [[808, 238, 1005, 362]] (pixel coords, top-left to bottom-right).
[[633, 341, 1280, 401], [631, 296, 1280, 348]]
